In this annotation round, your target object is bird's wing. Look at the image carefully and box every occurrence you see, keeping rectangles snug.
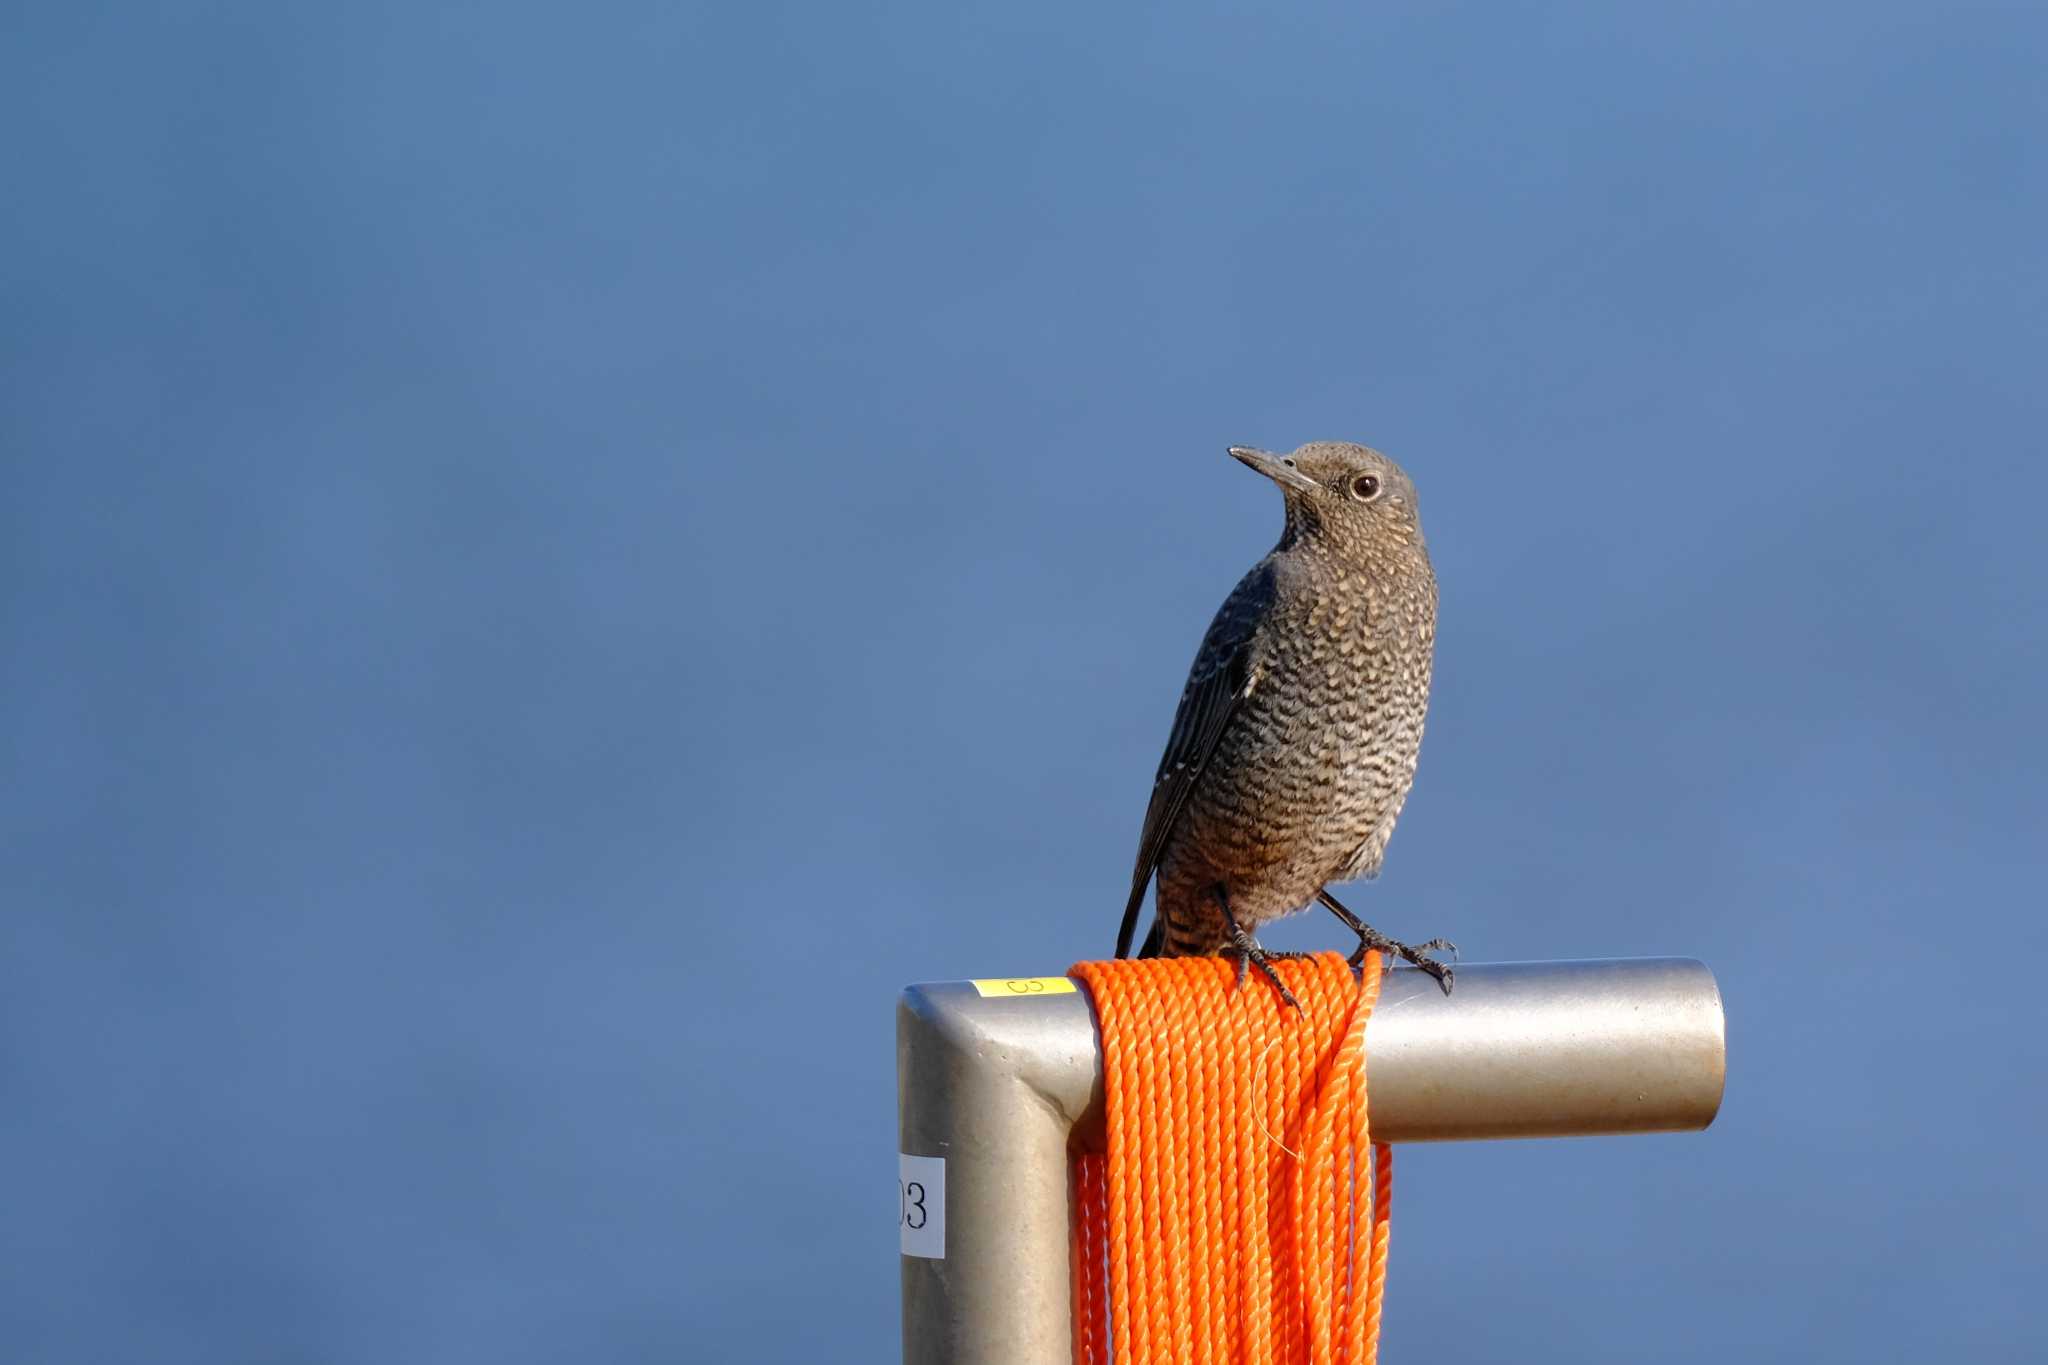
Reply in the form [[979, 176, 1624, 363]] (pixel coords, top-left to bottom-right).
[[1115, 565, 1272, 959]]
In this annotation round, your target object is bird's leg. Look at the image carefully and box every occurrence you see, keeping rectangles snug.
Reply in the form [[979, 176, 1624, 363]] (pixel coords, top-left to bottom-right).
[[1217, 891, 1302, 1012], [1316, 889, 1456, 996]]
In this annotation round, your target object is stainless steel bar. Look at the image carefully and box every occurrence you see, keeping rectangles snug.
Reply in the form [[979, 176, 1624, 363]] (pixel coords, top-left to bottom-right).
[[898, 957, 1725, 1365]]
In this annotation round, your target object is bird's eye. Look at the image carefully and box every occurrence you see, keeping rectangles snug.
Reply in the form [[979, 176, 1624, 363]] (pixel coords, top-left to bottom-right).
[[1350, 474, 1381, 502]]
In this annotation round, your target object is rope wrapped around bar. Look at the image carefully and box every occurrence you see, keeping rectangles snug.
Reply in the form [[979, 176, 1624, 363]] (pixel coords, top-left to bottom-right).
[[1068, 952, 1392, 1365]]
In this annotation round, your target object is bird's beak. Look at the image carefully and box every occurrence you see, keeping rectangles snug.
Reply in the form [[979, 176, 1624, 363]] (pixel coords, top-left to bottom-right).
[[1229, 446, 1320, 494]]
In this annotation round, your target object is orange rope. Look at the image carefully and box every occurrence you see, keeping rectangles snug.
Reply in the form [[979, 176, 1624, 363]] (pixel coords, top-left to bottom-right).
[[1070, 952, 1393, 1365]]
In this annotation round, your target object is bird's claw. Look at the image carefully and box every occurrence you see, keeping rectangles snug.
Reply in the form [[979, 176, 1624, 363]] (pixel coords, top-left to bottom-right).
[[1347, 933, 1456, 995], [1225, 929, 1303, 1012]]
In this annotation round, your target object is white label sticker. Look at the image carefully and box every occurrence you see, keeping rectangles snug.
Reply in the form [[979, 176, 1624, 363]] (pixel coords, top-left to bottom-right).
[[898, 1153, 945, 1259]]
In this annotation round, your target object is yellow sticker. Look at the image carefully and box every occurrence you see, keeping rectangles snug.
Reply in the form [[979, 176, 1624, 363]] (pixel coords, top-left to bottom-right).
[[970, 976, 1078, 998]]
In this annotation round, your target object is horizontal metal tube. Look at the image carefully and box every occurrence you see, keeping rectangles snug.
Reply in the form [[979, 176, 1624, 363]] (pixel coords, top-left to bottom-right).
[[1335, 955, 1727, 1141], [899, 958, 1724, 1364]]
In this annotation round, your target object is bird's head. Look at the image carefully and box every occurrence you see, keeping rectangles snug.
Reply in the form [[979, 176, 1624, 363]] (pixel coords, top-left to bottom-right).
[[1229, 441, 1426, 560]]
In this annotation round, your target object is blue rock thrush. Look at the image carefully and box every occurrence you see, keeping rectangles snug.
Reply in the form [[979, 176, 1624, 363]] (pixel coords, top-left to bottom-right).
[[1116, 442, 1454, 1006]]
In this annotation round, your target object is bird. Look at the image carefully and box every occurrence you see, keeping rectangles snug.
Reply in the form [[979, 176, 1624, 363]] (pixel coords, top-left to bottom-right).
[[1116, 441, 1454, 1006]]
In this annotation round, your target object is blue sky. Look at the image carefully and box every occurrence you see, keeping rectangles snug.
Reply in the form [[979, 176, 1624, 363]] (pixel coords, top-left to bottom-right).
[[4, 2, 2044, 1360]]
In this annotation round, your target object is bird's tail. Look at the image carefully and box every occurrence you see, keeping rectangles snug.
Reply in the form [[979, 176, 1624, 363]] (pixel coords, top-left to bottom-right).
[[1137, 918, 1166, 959]]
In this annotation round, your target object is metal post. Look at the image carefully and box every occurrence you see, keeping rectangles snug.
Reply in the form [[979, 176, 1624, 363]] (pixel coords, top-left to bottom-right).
[[897, 957, 1725, 1365]]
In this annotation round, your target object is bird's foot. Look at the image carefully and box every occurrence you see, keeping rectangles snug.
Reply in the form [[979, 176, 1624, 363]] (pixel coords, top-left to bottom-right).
[[1346, 928, 1455, 995], [1222, 924, 1303, 1012], [1316, 888, 1456, 995]]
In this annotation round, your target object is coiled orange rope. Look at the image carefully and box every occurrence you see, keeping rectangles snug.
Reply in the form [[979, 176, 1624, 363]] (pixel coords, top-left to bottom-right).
[[1068, 951, 1392, 1365]]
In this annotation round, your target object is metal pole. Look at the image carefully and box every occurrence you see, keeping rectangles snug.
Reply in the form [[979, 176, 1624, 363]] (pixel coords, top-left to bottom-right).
[[898, 957, 1725, 1365]]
